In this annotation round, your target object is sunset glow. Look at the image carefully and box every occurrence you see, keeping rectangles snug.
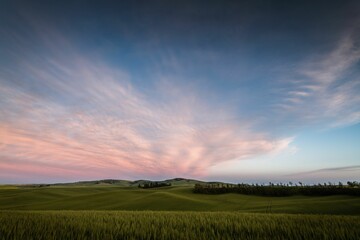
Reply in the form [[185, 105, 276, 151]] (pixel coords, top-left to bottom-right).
[[1, 1, 360, 183]]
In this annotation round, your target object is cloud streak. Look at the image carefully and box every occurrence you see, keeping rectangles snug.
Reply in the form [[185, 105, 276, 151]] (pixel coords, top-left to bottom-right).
[[275, 30, 360, 128], [0, 38, 291, 182], [284, 165, 360, 183]]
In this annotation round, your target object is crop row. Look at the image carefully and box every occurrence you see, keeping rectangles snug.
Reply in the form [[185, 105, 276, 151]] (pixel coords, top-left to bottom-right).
[[1, 211, 359, 239]]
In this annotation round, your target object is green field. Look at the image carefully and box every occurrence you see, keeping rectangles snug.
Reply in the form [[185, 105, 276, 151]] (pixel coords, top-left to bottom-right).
[[1, 211, 359, 240], [1, 183, 360, 239], [1, 185, 360, 214]]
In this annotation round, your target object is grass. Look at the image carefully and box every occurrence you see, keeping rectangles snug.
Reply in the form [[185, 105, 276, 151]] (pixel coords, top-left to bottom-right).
[[1, 185, 359, 239], [0, 211, 359, 240], [0, 185, 359, 214]]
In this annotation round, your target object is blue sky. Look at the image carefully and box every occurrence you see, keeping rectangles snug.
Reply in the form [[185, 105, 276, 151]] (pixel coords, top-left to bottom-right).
[[0, 0, 359, 183]]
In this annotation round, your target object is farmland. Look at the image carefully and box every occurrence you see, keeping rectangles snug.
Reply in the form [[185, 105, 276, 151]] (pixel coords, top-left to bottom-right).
[[1, 211, 360, 240], [0, 184, 360, 214], [1, 182, 360, 239]]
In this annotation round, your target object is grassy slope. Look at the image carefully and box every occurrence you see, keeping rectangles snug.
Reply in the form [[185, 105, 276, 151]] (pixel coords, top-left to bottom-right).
[[1, 185, 359, 215]]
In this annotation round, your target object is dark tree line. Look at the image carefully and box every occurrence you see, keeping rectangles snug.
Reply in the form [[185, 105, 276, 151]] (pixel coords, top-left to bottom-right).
[[138, 182, 171, 189], [194, 181, 360, 197]]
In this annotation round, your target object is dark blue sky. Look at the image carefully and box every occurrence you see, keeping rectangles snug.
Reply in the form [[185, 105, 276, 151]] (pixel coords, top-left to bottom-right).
[[1, 0, 360, 183]]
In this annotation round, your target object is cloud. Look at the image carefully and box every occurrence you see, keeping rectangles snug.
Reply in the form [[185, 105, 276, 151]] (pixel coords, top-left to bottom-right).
[[275, 30, 360, 128], [0, 38, 292, 182], [310, 165, 360, 172], [285, 165, 360, 183]]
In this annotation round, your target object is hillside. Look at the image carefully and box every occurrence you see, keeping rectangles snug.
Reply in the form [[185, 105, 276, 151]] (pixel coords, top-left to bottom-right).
[[17, 178, 211, 188], [1, 185, 360, 215]]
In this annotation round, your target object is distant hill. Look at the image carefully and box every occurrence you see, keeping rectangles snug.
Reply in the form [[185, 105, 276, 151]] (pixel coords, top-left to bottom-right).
[[20, 178, 226, 188]]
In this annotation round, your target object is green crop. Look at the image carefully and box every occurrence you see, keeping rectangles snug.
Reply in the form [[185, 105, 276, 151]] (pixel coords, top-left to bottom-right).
[[1, 186, 360, 215], [0, 211, 359, 240]]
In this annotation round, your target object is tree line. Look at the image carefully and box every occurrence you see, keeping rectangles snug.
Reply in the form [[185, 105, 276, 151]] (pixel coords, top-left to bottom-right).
[[193, 181, 360, 196], [138, 182, 172, 189]]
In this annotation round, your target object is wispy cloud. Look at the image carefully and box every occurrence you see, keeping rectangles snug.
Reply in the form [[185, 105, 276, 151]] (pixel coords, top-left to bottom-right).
[[306, 165, 360, 173], [275, 30, 360, 128], [285, 165, 360, 183], [0, 36, 291, 182]]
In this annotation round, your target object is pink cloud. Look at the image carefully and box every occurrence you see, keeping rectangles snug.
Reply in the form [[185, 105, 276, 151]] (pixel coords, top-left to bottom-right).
[[0, 52, 291, 182]]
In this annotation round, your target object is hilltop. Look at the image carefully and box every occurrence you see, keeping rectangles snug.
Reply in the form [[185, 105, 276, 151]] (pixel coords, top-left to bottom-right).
[[18, 178, 223, 188]]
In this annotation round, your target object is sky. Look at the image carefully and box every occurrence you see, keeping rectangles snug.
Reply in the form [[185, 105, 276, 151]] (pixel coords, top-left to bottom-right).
[[0, 0, 360, 184]]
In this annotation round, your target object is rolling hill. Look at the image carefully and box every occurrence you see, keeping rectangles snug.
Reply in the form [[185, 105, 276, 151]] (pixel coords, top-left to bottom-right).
[[0, 183, 359, 215]]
